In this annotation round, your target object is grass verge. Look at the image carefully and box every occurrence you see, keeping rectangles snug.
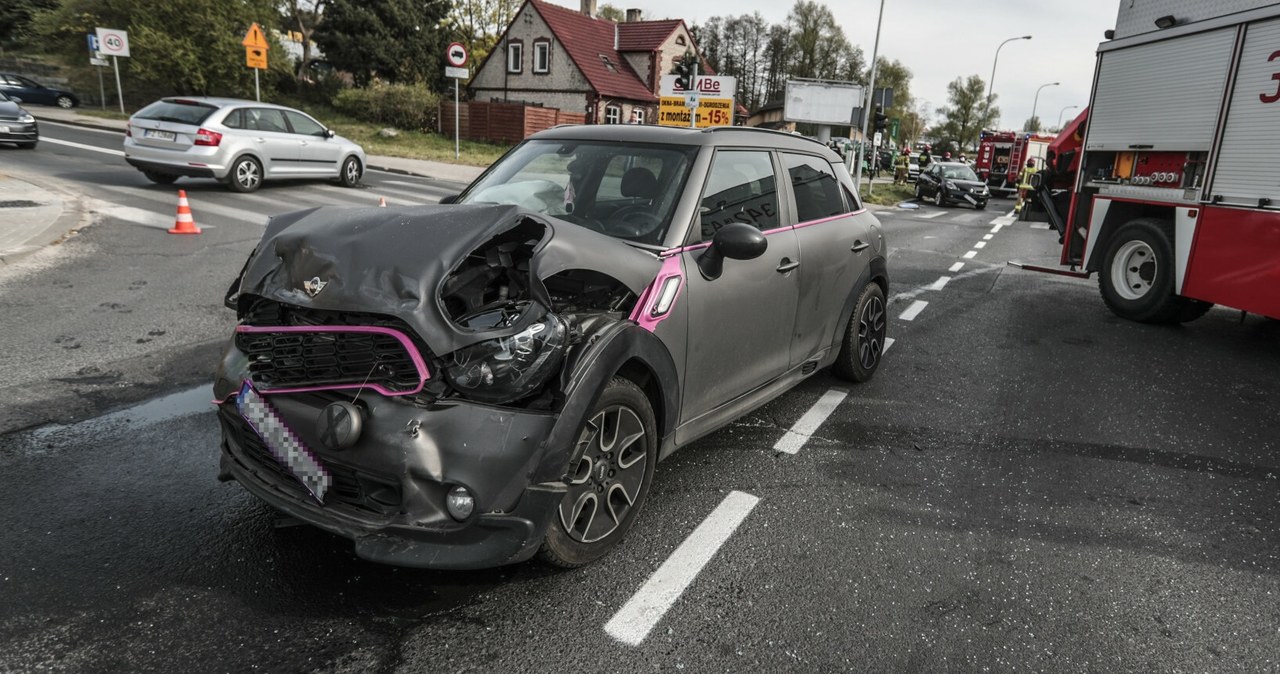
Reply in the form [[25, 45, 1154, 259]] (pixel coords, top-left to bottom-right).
[[859, 182, 916, 207], [78, 109, 130, 121]]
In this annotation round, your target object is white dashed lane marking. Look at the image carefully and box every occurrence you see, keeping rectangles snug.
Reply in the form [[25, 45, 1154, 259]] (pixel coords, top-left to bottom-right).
[[983, 234, 994, 240], [605, 491, 760, 646], [773, 389, 848, 455], [963, 250, 978, 259], [974, 241, 987, 249], [883, 337, 895, 353], [949, 262, 965, 272], [927, 276, 951, 291], [899, 300, 928, 321]]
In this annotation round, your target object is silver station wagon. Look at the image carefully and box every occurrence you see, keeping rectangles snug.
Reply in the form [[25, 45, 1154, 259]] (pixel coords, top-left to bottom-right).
[[214, 125, 889, 569], [124, 97, 365, 192]]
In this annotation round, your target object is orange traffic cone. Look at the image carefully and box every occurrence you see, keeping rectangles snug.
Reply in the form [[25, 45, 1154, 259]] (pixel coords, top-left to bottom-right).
[[378, 196, 387, 207], [168, 190, 201, 235]]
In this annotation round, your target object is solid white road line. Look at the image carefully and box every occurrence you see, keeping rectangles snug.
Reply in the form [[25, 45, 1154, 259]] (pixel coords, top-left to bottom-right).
[[773, 388, 848, 455], [40, 136, 125, 156], [605, 491, 760, 646], [963, 250, 978, 259], [949, 262, 965, 272], [917, 210, 946, 219], [883, 337, 896, 354], [927, 276, 951, 291], [88, 199, 213, 230], [974, 241, 987, 249], [39, 120, 126, 135], [899, 300, 928, 321], [97, 185, 266, 226]]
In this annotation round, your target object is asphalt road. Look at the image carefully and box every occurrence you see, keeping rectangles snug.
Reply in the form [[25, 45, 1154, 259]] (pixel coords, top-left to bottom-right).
[[1, 122, 1278, 673]]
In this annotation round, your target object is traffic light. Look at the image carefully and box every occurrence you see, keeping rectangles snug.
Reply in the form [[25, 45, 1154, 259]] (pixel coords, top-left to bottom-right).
[[674, 56, 692, 91], [874, 106, 888, 133]]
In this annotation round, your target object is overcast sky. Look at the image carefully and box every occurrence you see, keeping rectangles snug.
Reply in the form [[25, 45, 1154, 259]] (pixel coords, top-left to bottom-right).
[[578, 0, 1122, 130]]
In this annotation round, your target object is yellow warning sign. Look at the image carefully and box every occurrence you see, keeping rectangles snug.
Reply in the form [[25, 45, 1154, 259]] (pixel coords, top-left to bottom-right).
[[242, 22, 269, 49], [245, 47, 268, 69], [657, 96, 734, 128]]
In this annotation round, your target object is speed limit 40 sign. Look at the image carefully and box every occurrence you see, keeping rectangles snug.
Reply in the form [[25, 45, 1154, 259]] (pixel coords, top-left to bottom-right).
[[95, 27, 130, 58]]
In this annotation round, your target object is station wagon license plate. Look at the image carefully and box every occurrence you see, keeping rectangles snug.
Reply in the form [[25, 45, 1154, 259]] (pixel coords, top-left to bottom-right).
[[144, 129, 176, 141]]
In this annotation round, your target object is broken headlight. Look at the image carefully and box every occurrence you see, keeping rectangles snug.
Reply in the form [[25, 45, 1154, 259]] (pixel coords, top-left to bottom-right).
[[444, 307, 568, 404]]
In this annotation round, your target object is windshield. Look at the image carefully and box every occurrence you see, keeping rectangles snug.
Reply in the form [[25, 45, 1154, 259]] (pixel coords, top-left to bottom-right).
[[941, 165, 979, 181], [459, 139, 698, 245]]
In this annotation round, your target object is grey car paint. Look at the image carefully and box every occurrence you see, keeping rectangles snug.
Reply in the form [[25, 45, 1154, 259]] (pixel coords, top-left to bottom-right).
[[214, 125, 887, 569]]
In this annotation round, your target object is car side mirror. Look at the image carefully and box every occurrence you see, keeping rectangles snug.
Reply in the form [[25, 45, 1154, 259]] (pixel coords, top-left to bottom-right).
[[438, 193, 461, 204], [325, 129, 335, 138], [697, 222, 767, 281]]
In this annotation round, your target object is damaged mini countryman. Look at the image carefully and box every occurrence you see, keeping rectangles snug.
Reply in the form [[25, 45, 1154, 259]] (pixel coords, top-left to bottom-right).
[[214, 125, 889, 569]]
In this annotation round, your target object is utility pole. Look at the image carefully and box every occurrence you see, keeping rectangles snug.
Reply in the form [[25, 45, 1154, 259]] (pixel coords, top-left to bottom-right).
[[854, 0, 885, 197]]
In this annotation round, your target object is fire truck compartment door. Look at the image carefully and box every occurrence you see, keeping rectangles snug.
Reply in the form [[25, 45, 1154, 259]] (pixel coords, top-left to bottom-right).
[[1208, 18, 1280, 207], [1086, 27, 1235, 152]]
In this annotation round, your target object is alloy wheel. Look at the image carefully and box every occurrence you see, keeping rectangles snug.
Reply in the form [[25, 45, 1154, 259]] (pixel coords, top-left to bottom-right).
[[558, 404, 648, 544], [857, 293, 886, 370]]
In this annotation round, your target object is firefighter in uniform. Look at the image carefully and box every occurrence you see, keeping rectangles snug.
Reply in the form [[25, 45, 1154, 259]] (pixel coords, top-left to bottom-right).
[[894, 148, 910, 184], [1015, 158, 1037, 214]]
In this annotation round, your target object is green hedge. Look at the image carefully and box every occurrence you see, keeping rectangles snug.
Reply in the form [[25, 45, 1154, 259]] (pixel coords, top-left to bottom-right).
[[333, 83, 440, 131]]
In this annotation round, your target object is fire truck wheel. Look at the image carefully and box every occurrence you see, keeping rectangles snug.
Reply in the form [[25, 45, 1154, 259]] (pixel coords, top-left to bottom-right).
[[1099, 217, 1184, 324]]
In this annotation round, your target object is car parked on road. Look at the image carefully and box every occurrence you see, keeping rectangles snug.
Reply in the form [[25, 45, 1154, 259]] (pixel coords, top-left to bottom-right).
[[0, 90, 38, 149], [907, 155, 920, 182], [0, 73, 78, 108], [214, 125, 890, 570], [124, 97, 365, 192], [915, 161, 990, 209]]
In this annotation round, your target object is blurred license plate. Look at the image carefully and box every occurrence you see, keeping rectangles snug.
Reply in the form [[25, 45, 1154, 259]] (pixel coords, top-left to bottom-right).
[[237, 382, 331, 503], [144, 129, 176, 141]]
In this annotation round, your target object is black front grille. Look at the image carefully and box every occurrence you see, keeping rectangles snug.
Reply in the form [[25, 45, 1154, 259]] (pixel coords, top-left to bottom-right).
[[220, 405, 402, 517], [236, 329, 422, 393]]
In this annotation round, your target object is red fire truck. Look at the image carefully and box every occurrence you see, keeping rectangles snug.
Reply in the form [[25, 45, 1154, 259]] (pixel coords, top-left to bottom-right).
[[975, 130, 1054, 197], [1017, 0, 1280, 323]]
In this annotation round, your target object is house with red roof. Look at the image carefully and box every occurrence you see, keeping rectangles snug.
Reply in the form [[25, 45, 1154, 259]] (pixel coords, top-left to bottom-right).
[[468, 0, 705, 125]]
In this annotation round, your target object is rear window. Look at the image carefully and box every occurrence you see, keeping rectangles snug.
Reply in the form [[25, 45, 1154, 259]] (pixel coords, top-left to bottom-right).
[[134, 100, 218, 126]]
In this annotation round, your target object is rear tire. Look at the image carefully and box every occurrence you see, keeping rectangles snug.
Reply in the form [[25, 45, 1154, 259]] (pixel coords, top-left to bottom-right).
[[142, 170, 178, 185], [1098, 217, 1194, 324], [226, 156, 262, 193], [832, 282, 887, 382], [56, 95, 75, 109], [538, 377, 657, 568]]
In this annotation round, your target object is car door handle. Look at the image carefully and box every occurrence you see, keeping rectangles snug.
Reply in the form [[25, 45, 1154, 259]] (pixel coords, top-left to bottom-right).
[[255, 137, 266, 143], [776, 258, 800, 273], [851, 240, 871, 253]]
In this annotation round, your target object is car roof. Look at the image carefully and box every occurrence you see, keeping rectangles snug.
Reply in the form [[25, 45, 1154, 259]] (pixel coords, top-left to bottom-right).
[[159, 96, 299, 112], [528, 124, 844, 160], [934, 162, 969, 168]]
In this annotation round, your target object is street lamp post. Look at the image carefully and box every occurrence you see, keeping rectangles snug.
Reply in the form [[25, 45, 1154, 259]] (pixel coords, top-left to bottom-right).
[[1057, 104, 1079, 129], [854, 0, 885, 194], [987, 35, 1031, 123], [1030, 82, 1059, 131]]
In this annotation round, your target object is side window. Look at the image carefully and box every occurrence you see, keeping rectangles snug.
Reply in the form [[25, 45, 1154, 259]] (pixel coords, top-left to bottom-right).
[[699, 150, 780, 239], [222, 109, 244, 129], [245, 108, 288, 133], [782, 153, 849, 222], [284, 111, 325, 136]]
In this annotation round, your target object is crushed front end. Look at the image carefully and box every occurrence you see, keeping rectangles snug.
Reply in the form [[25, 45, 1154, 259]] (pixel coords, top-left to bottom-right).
[[214, 205, 657, 569]]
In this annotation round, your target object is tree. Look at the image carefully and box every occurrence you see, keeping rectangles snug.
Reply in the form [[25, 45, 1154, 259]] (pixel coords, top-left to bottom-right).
[[0, 0, 59, 50], [786, 1, 856, 81], [34, 0, 287, 100], [445, 0, 517, 74], [598, 3, 624, 21], [281, 0, 328, 82], [315, 0, 450, 86], [696, 13, 771, 112], [1023, 115, 1041, 132], [934, 75, 998, 151]]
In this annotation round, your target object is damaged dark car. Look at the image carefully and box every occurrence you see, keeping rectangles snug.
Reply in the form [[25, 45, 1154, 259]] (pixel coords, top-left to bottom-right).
[[214, 125, 890, 569]]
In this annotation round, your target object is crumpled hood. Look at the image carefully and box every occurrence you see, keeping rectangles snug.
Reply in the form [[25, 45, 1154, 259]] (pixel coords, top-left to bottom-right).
[[236, 204, 660, 354]]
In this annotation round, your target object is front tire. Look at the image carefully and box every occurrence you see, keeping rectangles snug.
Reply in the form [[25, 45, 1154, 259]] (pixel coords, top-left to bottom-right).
[[539, 377, 657, 568], [1099, 217, 1190, 324], [975, 200, 987, 210], [339, 156, 362, 187], [226, 156, 262, 193], [934, 187, 946, 207], [56, 95, 75, 109], [833, 282, 887, 382]]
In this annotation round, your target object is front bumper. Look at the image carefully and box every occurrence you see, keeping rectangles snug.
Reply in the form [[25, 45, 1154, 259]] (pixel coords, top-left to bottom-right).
[[0, 120, 37, 143], [214, 349, 566, 569]]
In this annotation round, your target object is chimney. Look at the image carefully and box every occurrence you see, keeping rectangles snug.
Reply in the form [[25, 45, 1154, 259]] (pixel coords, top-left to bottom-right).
[[581, 0, 596, 18], [626, 8, 642, 22]]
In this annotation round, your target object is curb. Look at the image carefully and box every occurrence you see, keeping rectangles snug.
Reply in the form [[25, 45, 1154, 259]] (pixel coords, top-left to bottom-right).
[[364, 163, 473, 188], [0, 176, 88, 267]]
